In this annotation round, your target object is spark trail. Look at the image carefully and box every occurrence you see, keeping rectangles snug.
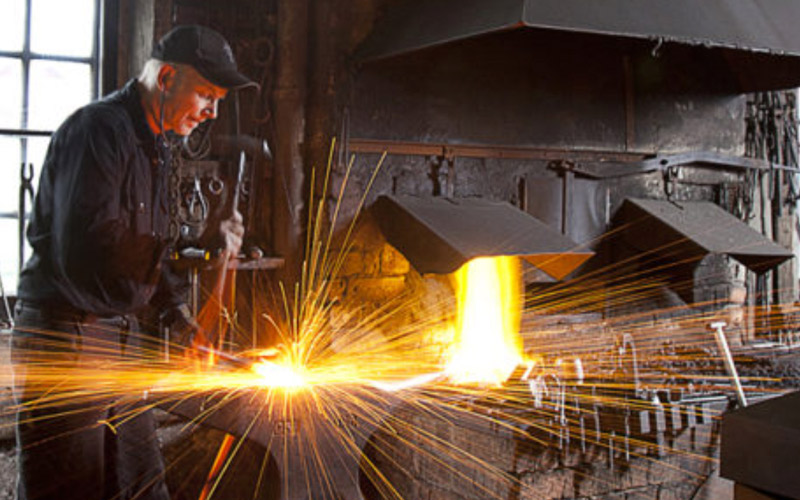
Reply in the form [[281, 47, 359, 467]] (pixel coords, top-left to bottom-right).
[[3, 143, 799, 500]]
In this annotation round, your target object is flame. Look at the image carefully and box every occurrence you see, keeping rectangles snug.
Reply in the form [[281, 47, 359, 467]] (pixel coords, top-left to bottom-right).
[[445, 256, 523, 385]]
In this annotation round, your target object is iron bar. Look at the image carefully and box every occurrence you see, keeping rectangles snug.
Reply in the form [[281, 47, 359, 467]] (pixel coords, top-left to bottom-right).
[[0, 129, 52, 138], [348, 138, 646, 162], [348, 138, 800, 176]]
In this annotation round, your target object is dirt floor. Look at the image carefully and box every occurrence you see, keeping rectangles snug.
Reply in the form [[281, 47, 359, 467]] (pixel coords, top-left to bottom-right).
[[0, 440, 16, 500], [0, 330, 13, 500]]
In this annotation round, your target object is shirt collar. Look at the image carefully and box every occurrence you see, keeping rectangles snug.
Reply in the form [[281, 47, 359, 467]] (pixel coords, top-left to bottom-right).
[[111, 79, 162, 153]]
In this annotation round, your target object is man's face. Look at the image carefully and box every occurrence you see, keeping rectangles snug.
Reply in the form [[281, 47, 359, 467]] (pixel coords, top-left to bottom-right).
[[162, 65, 228, 136]]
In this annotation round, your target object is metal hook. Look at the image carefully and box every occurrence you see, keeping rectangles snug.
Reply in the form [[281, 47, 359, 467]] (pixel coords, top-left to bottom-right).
[[185, 176, 209, 224], [19, 163, 35, 273], [651, 37, 664, 58], [208, 177, 225, 196]]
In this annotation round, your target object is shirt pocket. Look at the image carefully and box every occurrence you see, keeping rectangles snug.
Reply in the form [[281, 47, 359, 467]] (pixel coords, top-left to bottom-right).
[[125, 156, 153, 237]]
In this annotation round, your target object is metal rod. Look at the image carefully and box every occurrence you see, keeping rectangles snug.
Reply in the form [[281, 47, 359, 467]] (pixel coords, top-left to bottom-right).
[[0, 129, 52, 137], [349, 137, 646, 162], [348, 138, 800, 174], [198, 433, 236, 500], [710, 321, 748, 407], [195, 345, 251, 368], [190, 267, 199, 318]]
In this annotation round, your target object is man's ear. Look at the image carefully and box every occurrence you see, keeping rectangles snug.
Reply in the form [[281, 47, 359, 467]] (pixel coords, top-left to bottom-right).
[[158, 64, 178, 95]]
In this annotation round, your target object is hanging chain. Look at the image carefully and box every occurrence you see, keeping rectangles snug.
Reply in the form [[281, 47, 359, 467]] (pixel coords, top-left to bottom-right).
[[167, 140, 184, 246], [744, 90, 800, 216], [782, 92, 800, 205]]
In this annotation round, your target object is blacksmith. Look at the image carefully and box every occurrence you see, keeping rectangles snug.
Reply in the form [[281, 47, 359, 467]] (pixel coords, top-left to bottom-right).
[[11, 25, 254, 500]]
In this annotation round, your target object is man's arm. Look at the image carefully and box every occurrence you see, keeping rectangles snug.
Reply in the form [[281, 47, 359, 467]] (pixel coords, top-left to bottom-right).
[[157, 209, 245, 348], [47, 106, 160, 314]]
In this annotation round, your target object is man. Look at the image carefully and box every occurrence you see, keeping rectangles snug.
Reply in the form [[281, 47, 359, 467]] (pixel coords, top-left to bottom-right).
[[11, 25, 255, 500]]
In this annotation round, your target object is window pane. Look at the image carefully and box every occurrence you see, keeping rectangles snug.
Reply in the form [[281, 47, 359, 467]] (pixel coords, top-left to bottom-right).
[[0, 218, 20, 293], [0, 138, 22, 214], [31, 0, 96, 57], [0, 0, 25, 52], [0, 57, 23, 129], [28, 60, 91, 131]]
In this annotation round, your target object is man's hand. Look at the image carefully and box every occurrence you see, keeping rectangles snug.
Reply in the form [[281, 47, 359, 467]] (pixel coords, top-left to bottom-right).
[[220, 209, 244, 259], [163, 303, 203, 347]]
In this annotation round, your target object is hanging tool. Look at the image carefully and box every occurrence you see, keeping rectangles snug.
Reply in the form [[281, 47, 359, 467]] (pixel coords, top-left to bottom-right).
[[709, 321, 748, 408], [19, 162, 34, 272]]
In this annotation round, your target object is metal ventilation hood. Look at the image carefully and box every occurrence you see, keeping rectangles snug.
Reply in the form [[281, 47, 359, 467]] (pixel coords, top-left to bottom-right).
[[616, 198, 793, 272], [721, 391, 800, 499], [358, 0, 800, 90], [372, 195, 593, 278]]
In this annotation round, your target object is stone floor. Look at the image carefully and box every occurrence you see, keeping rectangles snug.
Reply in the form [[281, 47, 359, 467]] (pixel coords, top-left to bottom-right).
[[0, 441, 16, 500]]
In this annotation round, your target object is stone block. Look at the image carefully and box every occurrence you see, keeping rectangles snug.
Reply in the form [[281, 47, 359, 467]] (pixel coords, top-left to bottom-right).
[[623, 485, 659, 499], [346, 217, 386, 253], [657, 482, 699, 500], [728, 285, 747, 305], [337, 249, 380, 277], [519, 468, 574, 500], [380, 244, 411, 275], [572, 463, 619, 498], [326, 278, 347, 301], [646, 455, 691, 487], [349, 276, 407, 304], [617, 459, 650, 490], [693, 471, 733, 500]]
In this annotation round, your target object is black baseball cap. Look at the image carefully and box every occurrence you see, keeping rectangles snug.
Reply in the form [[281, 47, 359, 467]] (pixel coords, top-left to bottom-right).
[[151, 25, 257, 90]]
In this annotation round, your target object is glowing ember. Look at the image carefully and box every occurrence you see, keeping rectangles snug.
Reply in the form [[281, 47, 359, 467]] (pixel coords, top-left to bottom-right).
[[445, 256, 523, 385]]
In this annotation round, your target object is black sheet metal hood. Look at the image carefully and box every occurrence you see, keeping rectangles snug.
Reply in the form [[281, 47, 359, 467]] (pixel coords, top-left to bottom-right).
[[721, 391, 800, 499], [372, 195, 593, 279], [616, 198, 793, 272], [359, 0, 800, 90]]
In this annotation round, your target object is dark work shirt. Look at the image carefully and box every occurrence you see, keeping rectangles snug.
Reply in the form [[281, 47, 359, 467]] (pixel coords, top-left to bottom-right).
[[18, 79, 184, 316]]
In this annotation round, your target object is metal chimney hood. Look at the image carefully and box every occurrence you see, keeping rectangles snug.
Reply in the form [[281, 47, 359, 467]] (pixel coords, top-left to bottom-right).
[[616, 198, 793, 272], [372, 195, 593, 279], [358, 0, 800, 90]]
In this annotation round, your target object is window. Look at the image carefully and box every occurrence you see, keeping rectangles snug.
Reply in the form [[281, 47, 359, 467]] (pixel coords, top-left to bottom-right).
[[0, 0, 100, 294]]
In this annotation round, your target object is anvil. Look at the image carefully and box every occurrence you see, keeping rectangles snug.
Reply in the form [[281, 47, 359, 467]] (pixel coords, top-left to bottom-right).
[[162, 381, 408, 499]]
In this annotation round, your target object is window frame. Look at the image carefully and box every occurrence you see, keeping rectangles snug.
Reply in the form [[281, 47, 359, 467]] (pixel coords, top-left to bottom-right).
[[0, 0, 102, 297]]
